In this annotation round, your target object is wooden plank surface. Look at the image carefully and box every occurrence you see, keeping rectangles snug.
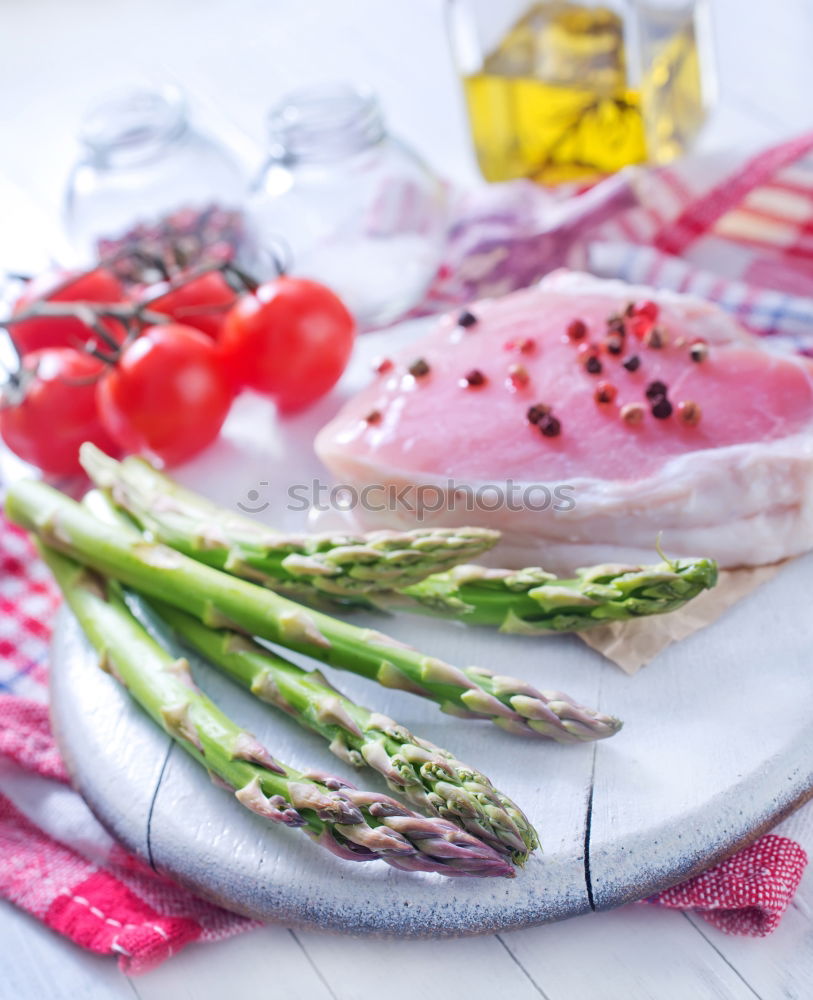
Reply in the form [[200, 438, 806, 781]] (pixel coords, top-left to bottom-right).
[[0, 903, 135, 1000], [502, 908, 762, 1000], [128, 927, 337, 1000]]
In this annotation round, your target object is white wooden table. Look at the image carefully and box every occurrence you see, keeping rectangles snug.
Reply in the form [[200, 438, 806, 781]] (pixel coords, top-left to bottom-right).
[[1, 1, 812, 997]]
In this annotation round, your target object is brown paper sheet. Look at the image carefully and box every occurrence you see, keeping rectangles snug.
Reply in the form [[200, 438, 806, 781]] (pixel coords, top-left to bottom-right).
[[579, 564, 784, 674]]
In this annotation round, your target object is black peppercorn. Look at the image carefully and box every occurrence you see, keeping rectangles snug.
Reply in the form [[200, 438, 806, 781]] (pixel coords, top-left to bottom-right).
[[585, 356, 603, 375], [461, 369, 487, 388], [539, 414, 562, 437], [651, 397, 673, 419], [458, 309, 478, 329], [645, 380, 668, 400], [527, 403, 551, 425], [606, 333, 624, 355], [622, 355, 641, 372]]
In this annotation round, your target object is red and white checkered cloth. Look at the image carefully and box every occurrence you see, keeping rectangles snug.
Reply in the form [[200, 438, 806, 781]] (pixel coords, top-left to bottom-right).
[[3, 133, 813, 974], [0, 519, 258, 974]]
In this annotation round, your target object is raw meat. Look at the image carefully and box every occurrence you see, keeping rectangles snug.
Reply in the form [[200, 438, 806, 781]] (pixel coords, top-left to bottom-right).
[[315, 272, 813, 571]]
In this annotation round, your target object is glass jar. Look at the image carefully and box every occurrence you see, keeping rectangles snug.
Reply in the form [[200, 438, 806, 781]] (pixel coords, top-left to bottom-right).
[[64, 85, 250, 277], [447, 0, 716, 185], [249, 84, 447, 329]]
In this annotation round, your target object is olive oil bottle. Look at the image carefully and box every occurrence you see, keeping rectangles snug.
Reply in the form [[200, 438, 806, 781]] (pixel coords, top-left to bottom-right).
[[448, 1, 714, 184]]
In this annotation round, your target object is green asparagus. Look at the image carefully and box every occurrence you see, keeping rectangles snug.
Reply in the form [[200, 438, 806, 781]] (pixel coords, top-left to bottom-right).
[[384, 559, 718, 633], [7, 479, 621, 741], [84, 488, 536, 862], [79, 444, 498, 598], [42, 543, 514, 878], [87, 487, 537, 861], [81, 445, 716, 631], [149, 600, 538, 862]]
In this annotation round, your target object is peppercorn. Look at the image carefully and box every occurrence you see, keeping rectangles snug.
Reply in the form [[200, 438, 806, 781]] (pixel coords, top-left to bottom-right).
[[636, 300, 659, 322], [539, 414, 562, 437], [458, 309, 478, 328], [460, 369, 487, 388], [651, 397, 673, 419], [507, 363, 529, 388], [595, 381, 618, 404], [629, 314, 653, 339], [505, 337, 536, 354], [644, 326, 667, 349], [606, 332, 624, 355], [622, 355, 641, 372], [690, 340, 709, 363], [645, 380, 668, 400], [364, 409, 382, 425], [677, 400, 702, 426], [408, 358, 430, 378], [585, 356, 603, 375], [372, 357, 393, 375], [567, 319, 587, 341], [607, 315, 626, 334], [620, 402, 645, 425], [527, 403, 551, 425]]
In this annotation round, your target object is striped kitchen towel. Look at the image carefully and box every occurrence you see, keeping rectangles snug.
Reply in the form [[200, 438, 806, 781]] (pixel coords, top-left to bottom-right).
[[425, 130, 813, 355]]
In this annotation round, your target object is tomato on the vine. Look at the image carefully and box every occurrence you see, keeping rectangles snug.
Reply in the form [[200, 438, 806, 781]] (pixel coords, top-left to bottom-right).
[[96, 324, 233, 467], [0, 348, 119, 476], [11, 268, 126, 355], [143, 271, 237, 339], [218, 276, 355, 413]]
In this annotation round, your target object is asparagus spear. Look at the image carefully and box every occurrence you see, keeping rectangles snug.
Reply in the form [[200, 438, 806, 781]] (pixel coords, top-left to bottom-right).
[[41, 543, 514, 878], [150, 600, 538, 862], [385, 558, 718, 634], [7, 479, 621, 741], [80, 446, 716, 631], [79, 444, 498, 598], [86, 488, 537, 861], [84, 488, 537, 862]]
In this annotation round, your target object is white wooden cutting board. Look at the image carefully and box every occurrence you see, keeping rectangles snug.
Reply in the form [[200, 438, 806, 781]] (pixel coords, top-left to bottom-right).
[[48, 319, 813, 935]]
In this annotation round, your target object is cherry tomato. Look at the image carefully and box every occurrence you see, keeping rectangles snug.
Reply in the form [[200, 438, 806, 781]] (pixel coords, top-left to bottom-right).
[[0, 348, 119, 476], [142, 271, 237, 339], [219, 276, 355, 413], [96, 324, 233, 467], [11, 268, 126, 355]]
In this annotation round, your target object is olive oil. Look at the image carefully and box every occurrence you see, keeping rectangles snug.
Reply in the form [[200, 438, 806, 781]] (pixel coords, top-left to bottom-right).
[[460, 2, 707, 184]]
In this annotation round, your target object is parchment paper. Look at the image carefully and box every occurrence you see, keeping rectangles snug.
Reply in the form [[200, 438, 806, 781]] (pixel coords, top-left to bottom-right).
[[579, 563, 784, 674]]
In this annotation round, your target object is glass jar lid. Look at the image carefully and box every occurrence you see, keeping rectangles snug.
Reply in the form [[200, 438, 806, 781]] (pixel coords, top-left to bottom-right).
[[266, 83, 386, 162], [79, 85, 188, 165]]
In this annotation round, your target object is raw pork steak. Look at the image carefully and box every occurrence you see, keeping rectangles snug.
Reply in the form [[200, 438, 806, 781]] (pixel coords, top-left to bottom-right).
[[316, 272, 813, 571]]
